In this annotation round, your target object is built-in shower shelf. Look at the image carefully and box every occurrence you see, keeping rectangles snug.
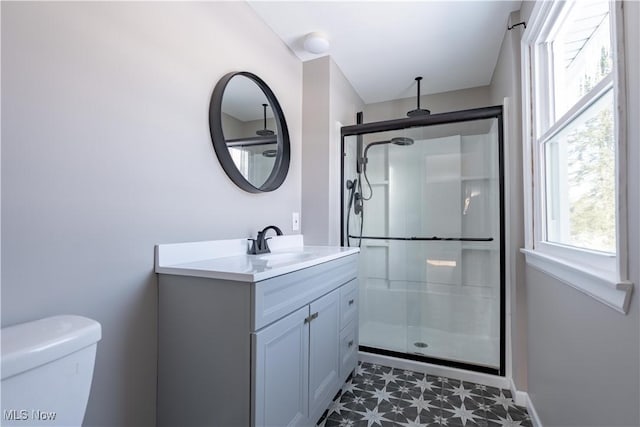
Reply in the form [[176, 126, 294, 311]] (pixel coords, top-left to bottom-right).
[[364, 242, 390, 248], [425, 176, 460, 184], [370, 180, 389, 186], [461, 242, 499, 251], [461, 175, 494, 181]]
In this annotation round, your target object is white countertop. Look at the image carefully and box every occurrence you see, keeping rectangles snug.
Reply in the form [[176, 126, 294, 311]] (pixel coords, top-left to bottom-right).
[[155, 235, 359, 282]]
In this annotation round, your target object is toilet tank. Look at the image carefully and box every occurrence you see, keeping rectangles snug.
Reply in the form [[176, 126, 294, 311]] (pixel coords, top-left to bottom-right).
[[1, 315, 102, 427]]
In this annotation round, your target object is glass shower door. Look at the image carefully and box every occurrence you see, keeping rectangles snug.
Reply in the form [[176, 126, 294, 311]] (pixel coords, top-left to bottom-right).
[[343, 116, 502, 373]]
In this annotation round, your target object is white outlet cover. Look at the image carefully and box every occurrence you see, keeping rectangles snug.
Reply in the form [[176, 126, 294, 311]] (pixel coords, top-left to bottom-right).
[[292, 212, 300, 231]]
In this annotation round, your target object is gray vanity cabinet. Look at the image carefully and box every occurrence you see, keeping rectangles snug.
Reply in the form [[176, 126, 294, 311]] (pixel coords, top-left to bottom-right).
[[157, 253, 358, 427], [253, 289, 341, 427]]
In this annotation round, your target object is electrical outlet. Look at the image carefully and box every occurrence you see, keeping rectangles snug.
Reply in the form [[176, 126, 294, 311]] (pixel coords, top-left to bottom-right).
[[292, 212, 300, 231]]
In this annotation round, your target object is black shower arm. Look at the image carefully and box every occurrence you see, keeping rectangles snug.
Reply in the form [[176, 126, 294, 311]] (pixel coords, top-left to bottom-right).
[[363, 140, 393, 155], [360, 140, 395, 170], [262, 104, 268, 129]]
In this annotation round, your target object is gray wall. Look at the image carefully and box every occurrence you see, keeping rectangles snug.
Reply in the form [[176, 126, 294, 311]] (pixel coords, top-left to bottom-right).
[[328, 60, 365, 245], [363, 86, 492, 123], [1, 2, 302, 426], [302, 57, 331, 245], [302, 56, 364, 246], [519, 2, 640, 425], [488, 11, 528, 391], [222, 114, 278, 141], [526, 267, 639, 426], [221, 112, 246, 140]]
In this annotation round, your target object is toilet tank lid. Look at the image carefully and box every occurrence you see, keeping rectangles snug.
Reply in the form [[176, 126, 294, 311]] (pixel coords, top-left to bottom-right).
[[1, 315, 102, 380]]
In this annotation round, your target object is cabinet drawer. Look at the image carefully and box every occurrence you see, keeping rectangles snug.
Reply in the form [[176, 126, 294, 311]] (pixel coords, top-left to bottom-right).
[[340, 279, 358, 329], [253, 255, 358, 331], [339, 320, 358, 382]]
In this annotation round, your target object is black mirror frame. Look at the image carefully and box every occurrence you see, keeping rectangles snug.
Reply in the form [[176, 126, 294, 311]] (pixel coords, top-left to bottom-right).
[[209, 71, 291, 193]]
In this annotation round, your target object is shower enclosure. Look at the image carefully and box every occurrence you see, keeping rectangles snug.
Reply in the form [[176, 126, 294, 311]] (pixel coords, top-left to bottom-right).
[[341, 107, 504, 375]]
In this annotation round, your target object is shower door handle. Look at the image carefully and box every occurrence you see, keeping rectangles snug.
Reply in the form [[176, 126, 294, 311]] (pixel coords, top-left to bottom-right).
[[348, 234, 493, 242]]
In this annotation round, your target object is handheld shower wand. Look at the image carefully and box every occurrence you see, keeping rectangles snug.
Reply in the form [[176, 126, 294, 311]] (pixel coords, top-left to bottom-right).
[[346, 179, 361, 247], [346, 179, 359, 214]]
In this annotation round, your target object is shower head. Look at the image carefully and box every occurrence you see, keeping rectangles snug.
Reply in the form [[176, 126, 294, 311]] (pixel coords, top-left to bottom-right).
[[256, 103, 275, 136], [407, 77, 431, 117], [355, 136, 415, 208], [364, 137, 415, 154], [361, 137, 415, 172], [391, 137, 414, 146]]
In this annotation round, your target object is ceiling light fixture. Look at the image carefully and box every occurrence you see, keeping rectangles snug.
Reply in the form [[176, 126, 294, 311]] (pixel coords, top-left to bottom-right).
[[303, 32, 329, 54]]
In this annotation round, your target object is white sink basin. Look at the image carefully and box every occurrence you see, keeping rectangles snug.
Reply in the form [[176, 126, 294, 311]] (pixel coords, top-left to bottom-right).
[[258, 252, 313, 265]]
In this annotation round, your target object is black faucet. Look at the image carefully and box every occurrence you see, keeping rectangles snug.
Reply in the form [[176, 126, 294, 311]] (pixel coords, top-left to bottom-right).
[[248, 225, 283, 255]]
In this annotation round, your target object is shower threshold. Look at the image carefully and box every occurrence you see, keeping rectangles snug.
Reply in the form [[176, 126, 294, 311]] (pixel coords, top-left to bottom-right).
[[359, 321, 499, 373]]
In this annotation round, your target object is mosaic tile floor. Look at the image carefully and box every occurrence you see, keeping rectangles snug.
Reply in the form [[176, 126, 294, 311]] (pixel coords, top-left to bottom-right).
[[318, 362, 532, 427]]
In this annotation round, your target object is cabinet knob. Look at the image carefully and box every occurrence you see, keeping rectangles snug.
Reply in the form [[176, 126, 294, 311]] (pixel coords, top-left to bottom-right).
[[348, 299, 355, 306], [348, 340, 354, 348]]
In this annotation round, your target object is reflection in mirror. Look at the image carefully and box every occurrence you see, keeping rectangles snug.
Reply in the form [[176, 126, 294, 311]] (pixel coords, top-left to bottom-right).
[[209, 72, 290, 193], [227, 143, 277, 189], [221, 77, 278, 188]]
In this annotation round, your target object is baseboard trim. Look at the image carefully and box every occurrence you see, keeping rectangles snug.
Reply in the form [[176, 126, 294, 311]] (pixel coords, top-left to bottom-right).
[[509, 379, 542, 427], [525, 393, 543, 427], [514, 390, 529, 407], [509, 378, 528, 407]]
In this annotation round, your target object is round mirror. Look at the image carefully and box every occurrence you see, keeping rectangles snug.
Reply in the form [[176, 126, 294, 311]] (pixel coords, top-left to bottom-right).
[[209, 72, 290, 193]]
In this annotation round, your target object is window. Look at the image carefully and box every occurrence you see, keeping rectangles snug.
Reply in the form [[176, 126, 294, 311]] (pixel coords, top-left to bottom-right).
[[229, 147, 250, 177], [521, 0, 633, 313]]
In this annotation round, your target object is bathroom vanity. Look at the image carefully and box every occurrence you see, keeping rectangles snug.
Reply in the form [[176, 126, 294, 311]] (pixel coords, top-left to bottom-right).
[[155, 236, 359, 427]]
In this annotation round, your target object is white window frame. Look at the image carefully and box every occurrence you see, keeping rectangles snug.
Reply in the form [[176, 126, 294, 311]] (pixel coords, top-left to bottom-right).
[[521, 0, 633, 314]]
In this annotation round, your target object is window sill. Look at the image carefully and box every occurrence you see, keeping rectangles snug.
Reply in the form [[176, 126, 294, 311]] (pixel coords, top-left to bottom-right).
[[521, 248, 633, 314]]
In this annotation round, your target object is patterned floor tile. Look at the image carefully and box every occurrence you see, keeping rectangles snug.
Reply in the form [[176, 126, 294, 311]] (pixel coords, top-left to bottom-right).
[[318, 362, 531, 427]]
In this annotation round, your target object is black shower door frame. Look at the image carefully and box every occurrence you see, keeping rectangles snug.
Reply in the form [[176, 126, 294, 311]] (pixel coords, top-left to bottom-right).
[[340, 105, 506, 376]]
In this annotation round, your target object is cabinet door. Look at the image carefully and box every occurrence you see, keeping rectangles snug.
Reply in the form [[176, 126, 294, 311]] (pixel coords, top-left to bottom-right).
[[253, 306, 309, 427], [308, 288, 341, 422]]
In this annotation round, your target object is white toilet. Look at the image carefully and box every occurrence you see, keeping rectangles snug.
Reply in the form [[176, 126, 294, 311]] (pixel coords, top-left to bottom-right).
[[1, 315, 102, 426]]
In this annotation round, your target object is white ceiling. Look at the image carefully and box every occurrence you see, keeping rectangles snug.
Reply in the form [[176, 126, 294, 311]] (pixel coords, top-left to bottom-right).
[[248, 1, 522, 104]]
